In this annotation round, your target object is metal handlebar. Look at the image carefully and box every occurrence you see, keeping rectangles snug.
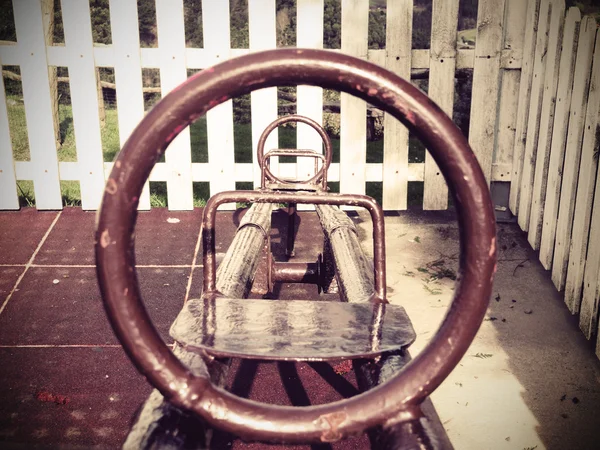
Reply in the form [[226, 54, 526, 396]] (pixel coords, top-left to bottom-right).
[[95, 48, 496, 444]]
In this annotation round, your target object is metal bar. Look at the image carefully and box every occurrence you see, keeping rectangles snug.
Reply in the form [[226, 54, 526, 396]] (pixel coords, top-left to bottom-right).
[[216, 202, 273, 298], [286, 202, 297, 257], [124, 202, 272, 449], [316, 205, 374, 303], [317, 206, 452, 448], [202, 190, 386, 303], [272, 261, 318, 284]]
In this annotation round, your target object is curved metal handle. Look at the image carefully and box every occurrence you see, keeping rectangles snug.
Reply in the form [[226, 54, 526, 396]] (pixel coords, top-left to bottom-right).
[[257, 114, 333, 189], [95, 48, 496, 444]]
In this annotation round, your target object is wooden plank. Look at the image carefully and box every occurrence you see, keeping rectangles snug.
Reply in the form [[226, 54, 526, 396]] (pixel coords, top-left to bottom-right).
[[468, 0, 506, 185], [580, 162, 600, 338], [296, 0, 324, 208], [339, 0, 368, 201], [381, 0, 412, 210], [552, 17, 597, 292], [527, 0, 566, 248], [248, 0, 278, 191], [0, 53, 19, 209], [109, 0, 150, 209], [538, 8, 582, 267], [509, 0, 542, 214], [202, 0, 236, 209], [495, 0, 529, 177], [517, 0, 552, 231], [564, 28, 600, 313], [60, 0, 106, 210], [422, 0, 458, 210], [156, 0, 193, 210], [12, 0, 62, 209]]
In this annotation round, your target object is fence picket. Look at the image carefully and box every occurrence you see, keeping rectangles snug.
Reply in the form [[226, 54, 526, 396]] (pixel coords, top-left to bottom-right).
[[495, 0, 529, 191], [422, 0, 458, 210], [248, 0, 278, 191], [156, 0, 193, 210], [580, 160, 600, 338], [381, 0, 412, 211], [468, 0, 506, 185], [109, 0, 150, 210], [564, 28, 600, 314], [296, 0, 324, 211], [60, 0, 106, 210], [339, 0, 368, 200], [538, 8, 581, 266], [552, 17, 597, 292], [0, 55, 19, 209], [12, 0, 62, 209], [517, 0, 552, 231], [509, 0, 541, 215], [527, 0, 566, 249]]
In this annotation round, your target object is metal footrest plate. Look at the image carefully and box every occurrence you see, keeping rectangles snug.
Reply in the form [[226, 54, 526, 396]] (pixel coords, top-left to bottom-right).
[[170, 298, 416, 361]]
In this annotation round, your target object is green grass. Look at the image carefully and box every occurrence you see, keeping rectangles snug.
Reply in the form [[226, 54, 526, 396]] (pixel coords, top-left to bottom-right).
[[7, 96, 426, 208]]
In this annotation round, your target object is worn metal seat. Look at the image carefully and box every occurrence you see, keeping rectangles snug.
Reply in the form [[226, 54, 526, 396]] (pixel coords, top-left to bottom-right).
[[171, 297, 415, 361]]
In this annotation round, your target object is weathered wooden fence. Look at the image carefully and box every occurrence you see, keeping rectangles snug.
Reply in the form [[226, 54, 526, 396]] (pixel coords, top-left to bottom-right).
[[0, 0, 519, 212], [508, 0, 600, 358], [3, 1, 600, 353]]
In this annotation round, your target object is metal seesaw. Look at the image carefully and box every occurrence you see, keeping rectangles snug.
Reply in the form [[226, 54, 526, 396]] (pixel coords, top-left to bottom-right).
[[95, 48, 497, 449]]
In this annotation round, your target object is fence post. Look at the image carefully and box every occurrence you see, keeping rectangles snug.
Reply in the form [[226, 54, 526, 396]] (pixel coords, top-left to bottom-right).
[[527, 0, 566, 249], [41, 0, 60, 149], [423, 0, 459, 210], [340, 0, 369, 205], [0, 54, 19, 210], [248, 0, 278, 191], [61, 0, 107, 210], [468, 0, 506, 185], [156, 0, 194, 210], [551, 16, 597, 292], [538, 8, 582, 267], [564, 28, 600, 314], [109, 0, 150, 210], [381, 0, 412, 211], [12, 0, 62, 210], [517, 0, 552, 231], [509, 0, 541, 215]]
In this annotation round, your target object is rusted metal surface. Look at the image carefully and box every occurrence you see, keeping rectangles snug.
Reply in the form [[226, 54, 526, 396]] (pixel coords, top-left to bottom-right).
[[316, 204, 375, 303], [170, 297, 415, 361], [215, 202, 272, 299], [95, 48, 496, 444], [202, 191, 387, 305], [257, 114, 332, 189]]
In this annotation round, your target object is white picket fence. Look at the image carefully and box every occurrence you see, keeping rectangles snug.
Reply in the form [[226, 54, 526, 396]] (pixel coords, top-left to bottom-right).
[[0, 0, 520, 212], [508, 0, 600, 358]]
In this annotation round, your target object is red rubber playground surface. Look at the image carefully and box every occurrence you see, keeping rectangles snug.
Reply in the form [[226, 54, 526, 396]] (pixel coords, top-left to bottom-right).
[[0, 207, 381, 449]]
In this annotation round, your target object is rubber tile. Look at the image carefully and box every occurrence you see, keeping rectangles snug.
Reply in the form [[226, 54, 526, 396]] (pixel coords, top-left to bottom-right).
[[34, 208, 97, 265], [0, 267, 22, 301], [0, 347, 151, 449], [0, 267, 189, 345], [134, 208, 203, 265], [0, 209, 58, 264], [211, 359, 370, 449]]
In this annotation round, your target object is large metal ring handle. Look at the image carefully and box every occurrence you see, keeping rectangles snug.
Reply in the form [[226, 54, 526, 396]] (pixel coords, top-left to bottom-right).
[[95, 48, 496, 444], [257, 114, 333, 187]]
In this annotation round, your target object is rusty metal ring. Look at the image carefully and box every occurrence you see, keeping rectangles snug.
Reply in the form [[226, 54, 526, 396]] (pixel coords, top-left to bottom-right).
[[257, 114, 333, 187], [95, 48, 496, 444]]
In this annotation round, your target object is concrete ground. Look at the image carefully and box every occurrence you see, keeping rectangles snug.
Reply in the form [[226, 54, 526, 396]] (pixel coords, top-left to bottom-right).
[[0, 207, 599, 449]]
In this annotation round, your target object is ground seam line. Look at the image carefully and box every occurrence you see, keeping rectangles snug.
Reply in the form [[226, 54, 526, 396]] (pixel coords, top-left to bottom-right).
[[1, 345, 121, 349], [183, 221, 204, 305], [0, 211, 62, 316]]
